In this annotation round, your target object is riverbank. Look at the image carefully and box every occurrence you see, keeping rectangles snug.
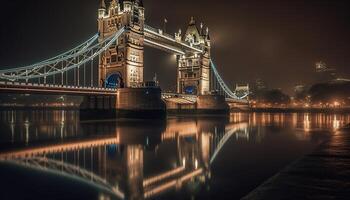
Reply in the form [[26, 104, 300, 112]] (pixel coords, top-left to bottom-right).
[[242, 125, 350, 200]]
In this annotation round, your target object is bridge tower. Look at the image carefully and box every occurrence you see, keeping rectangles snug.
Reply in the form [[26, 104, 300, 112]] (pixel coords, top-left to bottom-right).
[[177, 18, 211, 95], [98, 0, 145, 88]]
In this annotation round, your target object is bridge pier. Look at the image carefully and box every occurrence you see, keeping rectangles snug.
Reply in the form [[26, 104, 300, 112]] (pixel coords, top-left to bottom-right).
[[80, 87, 166, 120], [80, 95, 116, 120], [115, 88, 166, 118], [166, 94, 229, 115], [196, 94, 230, 114]]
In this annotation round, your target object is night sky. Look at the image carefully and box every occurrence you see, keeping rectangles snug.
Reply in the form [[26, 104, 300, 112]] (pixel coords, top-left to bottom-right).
[[0, 0, 349, 94]]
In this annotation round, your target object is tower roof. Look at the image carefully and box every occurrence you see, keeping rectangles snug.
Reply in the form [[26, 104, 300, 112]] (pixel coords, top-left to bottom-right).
[[119, 0, 143, 6], [110, 0, 118, 8], [206, 27, 211, 40], [100, 0, 106, 9], [185, 17, 201, 43], [189, 16, 196, 26]]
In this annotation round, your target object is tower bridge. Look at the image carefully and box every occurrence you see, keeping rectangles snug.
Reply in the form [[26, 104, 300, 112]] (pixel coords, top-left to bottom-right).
[[0, 0, 250, 117]]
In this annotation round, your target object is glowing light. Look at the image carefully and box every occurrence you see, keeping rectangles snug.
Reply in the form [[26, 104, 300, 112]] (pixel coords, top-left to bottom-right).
[[333, 115, 340, 130], [303, 114, 311, 132], [334, 101, 340, 107]]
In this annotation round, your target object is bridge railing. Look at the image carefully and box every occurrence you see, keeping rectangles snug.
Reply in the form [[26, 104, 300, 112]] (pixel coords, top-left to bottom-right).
[[0, 81, 118, 92], [144, 24, 175, 40]]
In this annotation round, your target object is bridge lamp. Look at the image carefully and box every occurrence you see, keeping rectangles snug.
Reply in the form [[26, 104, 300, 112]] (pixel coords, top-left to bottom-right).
[[182, 158, 186, 167], [195, 159, 198, 169]]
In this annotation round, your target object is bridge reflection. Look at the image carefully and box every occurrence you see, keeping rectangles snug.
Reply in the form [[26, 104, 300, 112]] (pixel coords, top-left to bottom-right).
[[0, 112, 249, 199], [1, 111, 349, 199]]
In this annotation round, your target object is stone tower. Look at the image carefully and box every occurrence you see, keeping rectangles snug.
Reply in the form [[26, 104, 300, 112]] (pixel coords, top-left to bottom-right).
[[177, 17, 211, 95], [98, 0, 145, 88]]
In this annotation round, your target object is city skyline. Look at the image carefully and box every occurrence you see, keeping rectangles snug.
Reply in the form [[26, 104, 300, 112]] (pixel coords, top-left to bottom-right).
[[0, 0, 349, 94]]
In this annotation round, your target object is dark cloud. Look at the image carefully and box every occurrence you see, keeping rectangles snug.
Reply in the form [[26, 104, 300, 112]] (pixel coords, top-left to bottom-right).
[[0, 0, 349, 94]]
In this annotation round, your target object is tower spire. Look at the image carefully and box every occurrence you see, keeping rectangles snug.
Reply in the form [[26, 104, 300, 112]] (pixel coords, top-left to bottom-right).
[[110, 0, 117, 8], [98, 0, 106, 18], [99, 0, 106, 9], [189, 17, 196, 25], [206, 27, 211, 40]]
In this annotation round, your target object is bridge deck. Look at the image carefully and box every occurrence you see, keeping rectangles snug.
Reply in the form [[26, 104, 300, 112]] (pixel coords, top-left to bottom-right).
[[0, 81, 117, 96]]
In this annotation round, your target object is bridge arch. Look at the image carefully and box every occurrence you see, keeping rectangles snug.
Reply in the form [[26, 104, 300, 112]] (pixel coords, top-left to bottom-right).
[[105, 72, 123, 89]]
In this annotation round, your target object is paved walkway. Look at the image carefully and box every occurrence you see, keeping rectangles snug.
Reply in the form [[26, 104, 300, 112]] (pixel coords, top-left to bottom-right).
[[242, 126, 350, 200]]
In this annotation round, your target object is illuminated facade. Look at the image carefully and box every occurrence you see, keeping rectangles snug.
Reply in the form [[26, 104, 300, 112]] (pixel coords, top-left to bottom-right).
[[98, 0, 145, 88], [177, 18, 211, 95]]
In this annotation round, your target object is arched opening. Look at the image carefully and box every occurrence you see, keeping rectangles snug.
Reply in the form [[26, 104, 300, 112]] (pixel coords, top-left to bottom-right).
[[105, 72, 123, 88], [184, 85, 197, 95]]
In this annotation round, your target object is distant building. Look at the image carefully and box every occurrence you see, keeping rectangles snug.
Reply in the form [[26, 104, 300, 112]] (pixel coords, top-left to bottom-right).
[[315, 61, 337, 83], [294, 84, 307, 94], [254, 79, 267, 91], [234, 84, 250, 99], [294, 84, 308, 101]]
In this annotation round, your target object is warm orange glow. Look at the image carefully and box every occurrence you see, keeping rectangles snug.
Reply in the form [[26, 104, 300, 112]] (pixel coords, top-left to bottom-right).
[[334, 101, 340, 107], [0, 137, 119, 159]]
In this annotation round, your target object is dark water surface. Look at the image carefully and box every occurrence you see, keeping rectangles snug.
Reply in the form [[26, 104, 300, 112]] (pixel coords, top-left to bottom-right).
[[0, 110, 349, 200]]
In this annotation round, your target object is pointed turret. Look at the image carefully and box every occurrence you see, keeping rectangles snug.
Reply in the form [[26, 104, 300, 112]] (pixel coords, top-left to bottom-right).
[[99, 0, 106, 9], [108, 0, 119, 16], [206, 27, 211, 41], [110, 0, 118, 8], [123, 0, 133, 12], [98, 0, 106, 18], [185, 17, 201, 45], [199, 22, 206, 36], [189, 17, 196, 26]]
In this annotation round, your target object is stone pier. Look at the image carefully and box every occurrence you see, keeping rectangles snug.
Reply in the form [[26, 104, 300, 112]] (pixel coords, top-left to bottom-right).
[[196, 94, 229, 114], [80, 87, 166, 120], [166, 94, 229, 115]]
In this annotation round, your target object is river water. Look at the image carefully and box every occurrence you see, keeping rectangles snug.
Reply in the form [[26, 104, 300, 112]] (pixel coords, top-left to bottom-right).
[[0, 110, 349, 200]]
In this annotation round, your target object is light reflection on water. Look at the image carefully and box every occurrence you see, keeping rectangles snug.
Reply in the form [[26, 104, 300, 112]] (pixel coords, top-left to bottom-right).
[[0, 111, 349, 200]]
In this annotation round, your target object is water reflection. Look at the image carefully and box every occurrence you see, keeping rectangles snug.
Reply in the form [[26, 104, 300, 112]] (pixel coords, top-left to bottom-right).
[[0, 111, 349, 199]]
